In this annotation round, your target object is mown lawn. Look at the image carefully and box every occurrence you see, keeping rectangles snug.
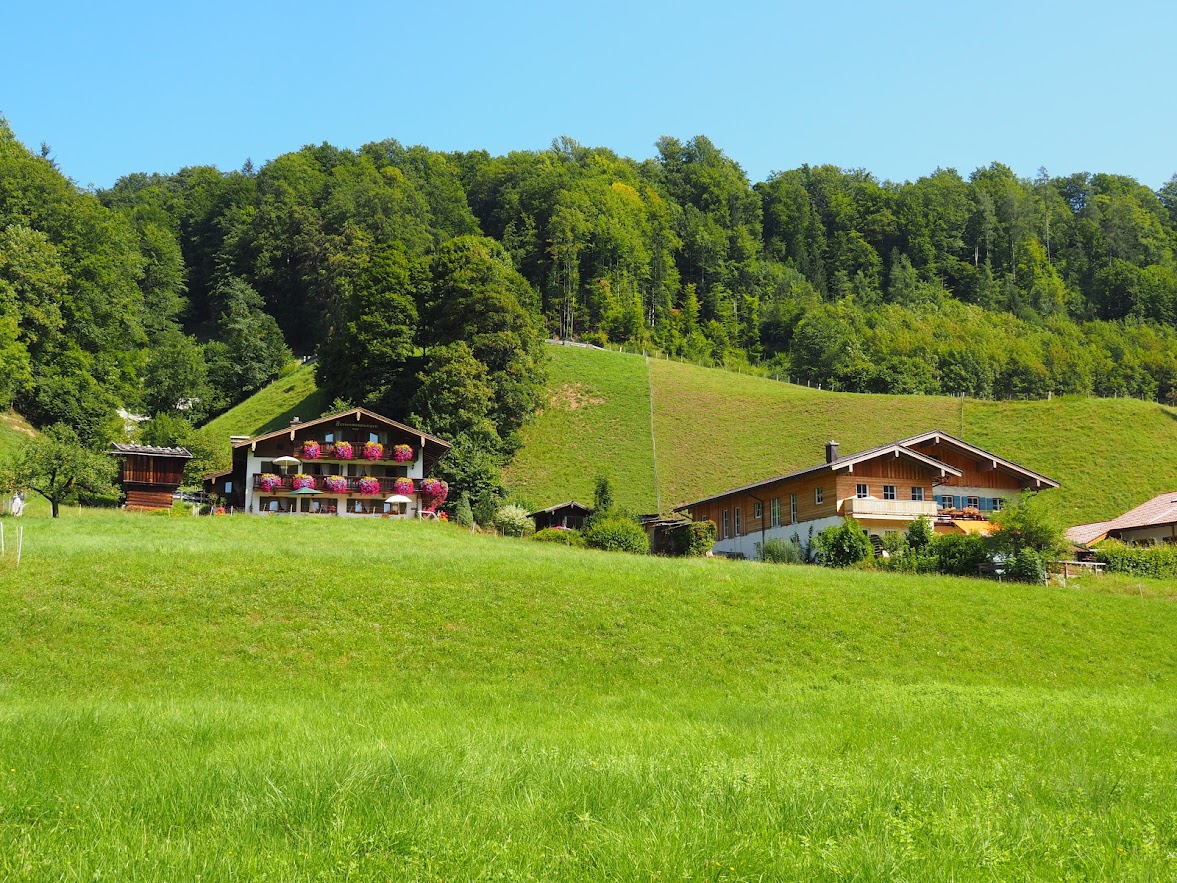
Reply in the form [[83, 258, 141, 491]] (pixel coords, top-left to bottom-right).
[[1, 511, 1175, 880]]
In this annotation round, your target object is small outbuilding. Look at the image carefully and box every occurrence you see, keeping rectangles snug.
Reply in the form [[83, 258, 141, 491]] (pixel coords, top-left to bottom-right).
[[110, 443, 193, 510], [529, 500, 592, 531]]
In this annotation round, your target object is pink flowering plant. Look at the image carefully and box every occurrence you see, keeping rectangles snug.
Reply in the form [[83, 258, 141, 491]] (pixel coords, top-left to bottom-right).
[[333, 440, 354, 460], [291, 474, 316, 490], [357, 476, 381, 495], [393, 477, 414, 495], [323, 475, 348, 493], [302, 440, 321, 460], [258, 473, 283, 492], [420, 478, 449, 505], [392, 444, 414, 463], [362, 441, 384, 461]]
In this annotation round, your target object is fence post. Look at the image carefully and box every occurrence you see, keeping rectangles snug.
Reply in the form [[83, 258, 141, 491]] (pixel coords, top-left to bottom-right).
[[16, 526, 23, 568]]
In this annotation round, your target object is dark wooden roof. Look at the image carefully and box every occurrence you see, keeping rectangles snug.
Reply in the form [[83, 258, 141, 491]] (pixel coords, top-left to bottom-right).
[[528, 500, 592, 517], [234, 407, 451, 450]]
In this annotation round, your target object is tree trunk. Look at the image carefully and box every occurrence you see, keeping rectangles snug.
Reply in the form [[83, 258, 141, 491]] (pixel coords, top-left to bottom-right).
[[51, 498, 60, 518]]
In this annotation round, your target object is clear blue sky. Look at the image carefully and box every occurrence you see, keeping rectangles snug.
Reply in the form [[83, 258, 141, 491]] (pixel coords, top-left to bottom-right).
[[3, 0, 1174, 190]]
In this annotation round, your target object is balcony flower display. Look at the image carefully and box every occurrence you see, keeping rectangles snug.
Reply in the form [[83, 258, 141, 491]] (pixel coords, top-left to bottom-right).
[[323, 475, 348, 493], [393, 477, 414, 496], [333, 440, 354, 460], [392, 444, 414, 463], [302, 440, 321, 460], [258, 473, 283, 492], [362, 441, 384, 461], [420, 477, 449, 505], [357, 476, 381, 495], [291, 474, 316, 490]]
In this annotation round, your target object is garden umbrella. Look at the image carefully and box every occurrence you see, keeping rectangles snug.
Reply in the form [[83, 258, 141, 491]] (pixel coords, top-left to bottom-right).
[[272, 456, 301, 474]]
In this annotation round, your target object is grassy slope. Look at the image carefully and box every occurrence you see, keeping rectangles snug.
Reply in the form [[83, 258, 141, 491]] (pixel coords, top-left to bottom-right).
[[1, 512, 1176, 879], [200, 362, 330, 441], [0, 410, 35, 459], [505, 345, 657, 511]]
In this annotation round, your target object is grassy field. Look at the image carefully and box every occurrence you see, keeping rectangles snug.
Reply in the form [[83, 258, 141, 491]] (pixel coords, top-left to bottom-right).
[[1, 510, 1176, 879]]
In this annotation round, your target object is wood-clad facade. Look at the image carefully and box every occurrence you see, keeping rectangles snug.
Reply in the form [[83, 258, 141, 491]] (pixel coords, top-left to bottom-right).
[[111, 444, 192, 510], [676, 431, 1059, 558]]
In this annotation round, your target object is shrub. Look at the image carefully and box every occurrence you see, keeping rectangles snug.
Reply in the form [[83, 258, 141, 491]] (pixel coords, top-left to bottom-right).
[[990, 492, 1067, 557], [906, 515, 934, 551], [584, 516, 649, 554], [664, 520, 717, 557], [454, 492, 474, 528], [813, 518, 873, 567], [493, 504, 534, 538], [1008, 548, 1046, 583], [1094, 540, 1177, 578], [761, 536, 806, 564], [533, 527, 585, 547], [931, 532, 991, 576]]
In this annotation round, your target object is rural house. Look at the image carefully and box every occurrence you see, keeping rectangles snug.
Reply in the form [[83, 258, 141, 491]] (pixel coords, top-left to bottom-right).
[[1068, 492, 1177, 547], [675, 431, 1059, 558], [205, 407, 451, 517]]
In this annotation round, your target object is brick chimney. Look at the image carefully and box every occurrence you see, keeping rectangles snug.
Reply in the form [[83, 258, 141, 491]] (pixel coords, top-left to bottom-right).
[[825, 440, 839, 463]]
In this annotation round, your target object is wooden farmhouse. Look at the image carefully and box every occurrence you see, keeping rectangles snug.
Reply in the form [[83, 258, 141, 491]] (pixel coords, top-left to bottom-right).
[[1068, 492, 1177, 547], [675, 431, 1059, 558], [205, 407, 451, 517], [110, 443, 193, 510]]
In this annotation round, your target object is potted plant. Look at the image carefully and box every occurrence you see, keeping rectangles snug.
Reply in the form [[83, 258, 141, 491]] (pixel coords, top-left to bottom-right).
[[393, 477, 414, 496], [392, 444, 414, 463], [362, 441, 384, 461], [323, 475, 348, 493], [258, 473, 283, 492], [357, 476, 381, 495], [302, 440, 321, 460], [333, 440, 354, 460], [291, 474, 316, 490], [420, 477, 449, 506]]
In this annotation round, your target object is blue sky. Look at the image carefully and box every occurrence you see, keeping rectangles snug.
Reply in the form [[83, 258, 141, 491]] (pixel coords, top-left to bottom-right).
[[3, 0, 1174, 190]]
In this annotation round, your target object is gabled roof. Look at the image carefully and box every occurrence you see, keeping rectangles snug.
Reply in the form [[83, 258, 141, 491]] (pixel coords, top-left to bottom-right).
[[110, 443, 193, 459], [673, 440, 963, 512], [899, 430, 1060, 489], [233, 407, 451, 451], [528, 500, 592, 517], [1067, 491, 1177, 546]]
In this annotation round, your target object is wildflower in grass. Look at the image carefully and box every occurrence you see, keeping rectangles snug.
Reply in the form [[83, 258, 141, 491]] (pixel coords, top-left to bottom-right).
[[362, 441, 384, 461], [392, 444, 414, 463], [302, 440, 321, 460], [291, 474, 316, 490], [333, 441, 353, 460]]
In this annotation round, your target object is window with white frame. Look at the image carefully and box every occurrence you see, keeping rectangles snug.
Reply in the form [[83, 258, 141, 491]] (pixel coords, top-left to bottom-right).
[[856, 483, 869, 499], [911, 486, 924, 502], [967, 495, 979, 509], [770, 498, 781, 527], [754, 501, 762, 520], [790, 493, 797, 523], [734, 507, 742, 536], [992, 497, 1004, 511], [722, 510, 730, 538], [883, 485, 896, 500], [815, 486, 824, 505], [940, 494, 953, 508]]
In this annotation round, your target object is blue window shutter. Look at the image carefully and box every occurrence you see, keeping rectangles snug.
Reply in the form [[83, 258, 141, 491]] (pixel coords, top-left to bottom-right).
[[954, 495, 962, 509]]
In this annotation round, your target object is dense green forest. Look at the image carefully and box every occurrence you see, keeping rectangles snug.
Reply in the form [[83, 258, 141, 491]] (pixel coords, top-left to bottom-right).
[[3, 117, 1177, 468]]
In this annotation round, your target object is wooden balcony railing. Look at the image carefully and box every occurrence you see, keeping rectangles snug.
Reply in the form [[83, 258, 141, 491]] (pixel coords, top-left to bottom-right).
[[842, 498, 941, 519], [253, 475, 419, 495]]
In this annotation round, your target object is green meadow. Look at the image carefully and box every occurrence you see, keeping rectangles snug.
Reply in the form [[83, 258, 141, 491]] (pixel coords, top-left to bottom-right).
[[2, 511, 1176, 880]]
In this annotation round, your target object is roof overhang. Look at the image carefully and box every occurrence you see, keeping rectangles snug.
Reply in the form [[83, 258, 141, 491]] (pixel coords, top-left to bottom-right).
[[900, 430, 1060, 489]]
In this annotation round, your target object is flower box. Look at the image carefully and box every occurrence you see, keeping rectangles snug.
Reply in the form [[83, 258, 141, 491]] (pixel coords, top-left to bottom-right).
[[362, 441, 384, 461], [291, 474, 316, 490], [393, 478, 415, 496], [420, 478, 448, 505], [357, 477, 381, 495], [333, 441, 354, 460], [258, 473, 282, 492], [302, 441, 321, 460], [392, 444, 414, 463], [323, 476, 348, 493]]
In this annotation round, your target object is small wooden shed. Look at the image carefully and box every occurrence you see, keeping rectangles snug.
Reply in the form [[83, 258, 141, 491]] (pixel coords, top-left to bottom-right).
[[529, 500, 592, 531], [111, 443, 193, 510]]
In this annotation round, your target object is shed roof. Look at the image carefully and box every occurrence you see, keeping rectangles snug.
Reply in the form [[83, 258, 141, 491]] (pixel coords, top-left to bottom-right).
[[528, 500, 592, 517], [1067, 491, 1177, 545], [110, 443, 193, 459]]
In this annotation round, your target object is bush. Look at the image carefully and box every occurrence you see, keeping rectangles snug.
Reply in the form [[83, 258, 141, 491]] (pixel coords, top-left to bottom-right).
[[990, 492, 1067, 557], [931, 532, 991, 576], [664, 520, 717, 557], [760, 536, 806, 564], [454, 493, 474, 528], [1094, 540, 1177, 578], [906, 515, 934, 551], [533, 527, 585, 547], [1008, 548, 1046, 583], [813, 518, 873, 568], [493, 504, 534, 538], [583, 516, 649, 554]]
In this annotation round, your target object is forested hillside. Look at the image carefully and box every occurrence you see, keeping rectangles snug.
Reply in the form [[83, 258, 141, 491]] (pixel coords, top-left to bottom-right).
[[3, 115, 1177, 514]]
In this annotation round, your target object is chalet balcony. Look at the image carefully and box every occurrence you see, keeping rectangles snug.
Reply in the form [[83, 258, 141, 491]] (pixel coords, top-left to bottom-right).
[[285, 442, 416, 463], [842, 498, 941, 519], [252, 475, 420, 495]]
